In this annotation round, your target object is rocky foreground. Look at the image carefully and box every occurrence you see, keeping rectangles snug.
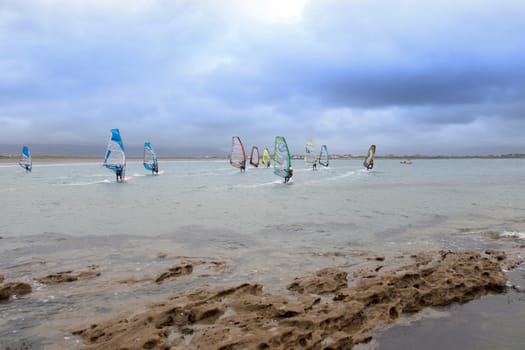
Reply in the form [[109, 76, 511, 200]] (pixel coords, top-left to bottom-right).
[[72, 250, 520, 350]]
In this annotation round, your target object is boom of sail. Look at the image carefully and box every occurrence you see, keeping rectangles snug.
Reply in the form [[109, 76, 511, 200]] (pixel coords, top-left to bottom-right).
[[19, 146, 32, 172]]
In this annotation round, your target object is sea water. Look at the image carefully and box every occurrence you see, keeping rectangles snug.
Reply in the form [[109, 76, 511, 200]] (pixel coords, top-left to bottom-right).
[[0, 159, 524, 349]]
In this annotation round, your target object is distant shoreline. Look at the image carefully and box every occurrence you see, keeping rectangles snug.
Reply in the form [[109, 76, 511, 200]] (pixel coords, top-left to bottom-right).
[[1, 154, 524, 164], [0, 156, 226, 164]]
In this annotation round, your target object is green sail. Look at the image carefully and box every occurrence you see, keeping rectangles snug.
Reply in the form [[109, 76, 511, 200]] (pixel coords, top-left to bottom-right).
[[273, 136, 291, 178]]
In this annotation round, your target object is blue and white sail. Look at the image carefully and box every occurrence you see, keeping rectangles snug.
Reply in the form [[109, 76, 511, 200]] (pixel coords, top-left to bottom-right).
[[103, 128, 126, 175], [19, 146, 32, 172], [143, 142, 158, 172]]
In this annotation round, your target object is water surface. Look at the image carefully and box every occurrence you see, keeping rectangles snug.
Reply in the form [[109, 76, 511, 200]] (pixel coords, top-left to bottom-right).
[[1, 159, 524, 349]]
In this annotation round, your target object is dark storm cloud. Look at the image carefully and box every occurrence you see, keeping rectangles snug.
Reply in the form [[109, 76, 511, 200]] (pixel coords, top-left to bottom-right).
[[0, 0, 524, 155]]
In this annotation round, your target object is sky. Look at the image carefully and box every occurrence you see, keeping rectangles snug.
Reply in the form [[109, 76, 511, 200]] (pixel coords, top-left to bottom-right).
[[1, 0, 525, 156]]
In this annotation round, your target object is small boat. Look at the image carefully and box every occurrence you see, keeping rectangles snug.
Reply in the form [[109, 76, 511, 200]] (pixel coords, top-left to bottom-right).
[[400, 160, 412, 165]]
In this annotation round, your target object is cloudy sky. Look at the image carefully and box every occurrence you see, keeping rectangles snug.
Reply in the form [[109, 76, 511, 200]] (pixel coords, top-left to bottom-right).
[[1, 0, 524, 156]]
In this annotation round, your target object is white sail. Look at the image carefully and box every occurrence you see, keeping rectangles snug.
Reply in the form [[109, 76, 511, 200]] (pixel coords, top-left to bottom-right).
[[304, 139, 317, 164], [103, 128, 126, 178], [319, 145, 329, 167]]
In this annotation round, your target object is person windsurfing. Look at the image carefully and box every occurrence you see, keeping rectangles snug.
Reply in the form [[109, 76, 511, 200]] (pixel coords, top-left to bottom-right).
[[240, 160, 246, 173], [116, 165, 123, 182], [284, 167, 293, 183], [151, 162, 159, 175], [367, 159, 374, 170], [313, 159, 317, 170]]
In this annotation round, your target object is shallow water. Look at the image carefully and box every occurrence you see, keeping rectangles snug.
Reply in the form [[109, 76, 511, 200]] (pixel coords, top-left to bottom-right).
[[370, 265, 525, 350], [1, 159, 524, 349]]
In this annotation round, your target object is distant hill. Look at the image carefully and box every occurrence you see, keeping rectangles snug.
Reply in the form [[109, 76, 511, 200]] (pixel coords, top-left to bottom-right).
[[1, 144, 523, 159], [0, 144, 226, 158]]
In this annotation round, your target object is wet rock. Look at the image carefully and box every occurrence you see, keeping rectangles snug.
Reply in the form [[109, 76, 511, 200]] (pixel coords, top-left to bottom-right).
[[38, 268, 101, 284], [0, 282, 32, 301], [75, 251, 511, 350], [288, 267, 348, 294], [155, 263, 193, 283]]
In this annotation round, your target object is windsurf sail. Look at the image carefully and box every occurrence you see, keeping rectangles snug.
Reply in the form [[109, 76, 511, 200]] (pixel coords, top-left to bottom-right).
[[319, 145, 329, 167], [304, 139, 317, 165], [273, 136, 291, 178], [143, 142, 158, 172], [364, 145, 376, 169], [229, 136, 246, 169], [103, 128, 126, 177], [249, 146, 260, 167], [19, 146, 32, 172], [261, 148, 271, 167]]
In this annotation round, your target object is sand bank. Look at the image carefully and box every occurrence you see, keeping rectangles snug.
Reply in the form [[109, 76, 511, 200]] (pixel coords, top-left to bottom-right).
[[73, 250, 521, 350]]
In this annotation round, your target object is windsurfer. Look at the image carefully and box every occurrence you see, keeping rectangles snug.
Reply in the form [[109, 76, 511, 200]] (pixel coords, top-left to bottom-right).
[[151, 162, 159, 175], [313, 160, 317, 170], [284, 167, 293, 183], [267, 161, 270, 168], [240, 160, 246, 173], [116, 166, 123, 182], [367, 160, 374, 170]]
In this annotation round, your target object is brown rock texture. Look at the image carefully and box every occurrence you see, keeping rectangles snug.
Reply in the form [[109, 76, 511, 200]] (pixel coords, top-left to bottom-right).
[[74, 250, 511, 350], [0, 274, 4, 283], [0, 282, 32, 301], [155, 262, 194, 283], [38, 267, 101, 284]]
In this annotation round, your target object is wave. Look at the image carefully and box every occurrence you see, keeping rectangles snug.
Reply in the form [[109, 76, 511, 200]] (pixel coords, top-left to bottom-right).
[[64, 179, 112, 186], [500, 231, 525, 240]]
